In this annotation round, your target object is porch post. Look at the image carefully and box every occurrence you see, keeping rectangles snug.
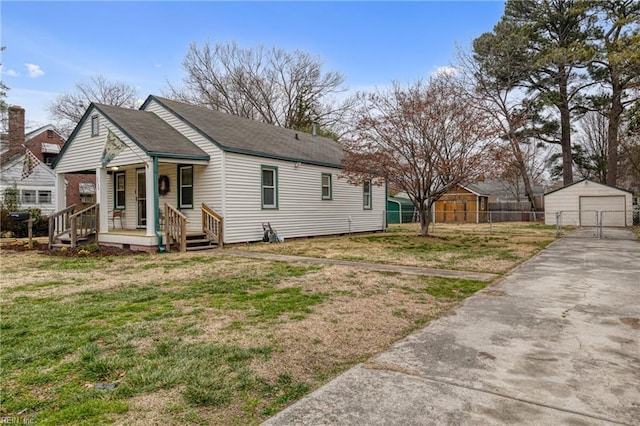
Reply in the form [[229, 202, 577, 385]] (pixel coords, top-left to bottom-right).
[[145, 161, 156, 236], [55, 173, 66, 211], [96, 167, 109, 232]]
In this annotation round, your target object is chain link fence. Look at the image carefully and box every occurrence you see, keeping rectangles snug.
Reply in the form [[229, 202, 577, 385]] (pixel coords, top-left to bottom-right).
[[554, 209, 637, 239]]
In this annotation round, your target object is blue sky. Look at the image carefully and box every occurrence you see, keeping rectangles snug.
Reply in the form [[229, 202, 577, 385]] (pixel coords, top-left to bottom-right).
[[2, 1, 505, 130]]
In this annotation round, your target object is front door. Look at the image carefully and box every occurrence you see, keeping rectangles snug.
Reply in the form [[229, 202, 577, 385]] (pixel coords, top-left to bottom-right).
[[136, 169, 146, 228]]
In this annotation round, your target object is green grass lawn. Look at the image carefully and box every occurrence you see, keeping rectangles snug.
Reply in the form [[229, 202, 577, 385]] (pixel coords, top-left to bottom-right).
[[0, 225, 554, 424]]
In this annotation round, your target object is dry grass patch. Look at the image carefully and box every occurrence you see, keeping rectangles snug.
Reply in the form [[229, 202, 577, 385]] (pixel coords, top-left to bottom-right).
[[231, 222, 556, 273], [1, 248, 484, 425]]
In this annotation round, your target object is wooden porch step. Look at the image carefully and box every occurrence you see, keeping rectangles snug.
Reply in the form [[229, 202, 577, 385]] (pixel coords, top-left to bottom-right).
[[168, 232, 217, 251], [57, 236, 91, 244], [186, 244, 216, 251], [51, 243, 72, 249]]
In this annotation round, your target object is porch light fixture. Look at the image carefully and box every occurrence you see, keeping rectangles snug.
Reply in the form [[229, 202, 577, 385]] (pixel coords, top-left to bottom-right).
[[111, 166, 119, 171], [295, 162, 301, 168]]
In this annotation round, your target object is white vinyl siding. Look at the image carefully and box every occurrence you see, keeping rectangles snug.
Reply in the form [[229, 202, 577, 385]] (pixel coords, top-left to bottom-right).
[[222, 152, 385, 244], [544, 180, 632, 226], [142, 100, 224, 218]]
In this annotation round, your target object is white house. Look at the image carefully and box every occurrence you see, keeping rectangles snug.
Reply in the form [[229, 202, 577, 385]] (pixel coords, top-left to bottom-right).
[[52, 96, 386, 251], [0, 152, 57, 214], [544, 179, 633, 227], [0, 106, 66, 215]]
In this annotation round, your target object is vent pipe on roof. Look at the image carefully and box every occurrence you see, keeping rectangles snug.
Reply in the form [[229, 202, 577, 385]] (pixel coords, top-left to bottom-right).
[[312, 122, 318, 137]]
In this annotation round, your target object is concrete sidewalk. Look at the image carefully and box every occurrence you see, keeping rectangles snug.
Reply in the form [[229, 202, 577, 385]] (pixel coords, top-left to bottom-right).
[[264, 231, 640, 425], [220, 250, 497, 282]]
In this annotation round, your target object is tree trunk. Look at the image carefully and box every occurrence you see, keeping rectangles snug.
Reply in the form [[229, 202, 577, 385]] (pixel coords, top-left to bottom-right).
[[419, 199, 432, 236], [510, 136, 538, 216], [606, 82, 622, 186], [558, 67, 574, 186]]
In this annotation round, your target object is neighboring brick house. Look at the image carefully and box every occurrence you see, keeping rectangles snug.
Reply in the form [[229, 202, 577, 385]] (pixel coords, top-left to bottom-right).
[[0, 105, 96, 214]]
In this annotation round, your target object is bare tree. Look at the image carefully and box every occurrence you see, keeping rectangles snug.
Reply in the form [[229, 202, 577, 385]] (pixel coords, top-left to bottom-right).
[[460, 42, 556, 214], [48, 75, 139, 135], [342, 75, 496, 235], [168, 41, 352, 135], [572, 111, 609, 182], [0, 46, 9, 132]]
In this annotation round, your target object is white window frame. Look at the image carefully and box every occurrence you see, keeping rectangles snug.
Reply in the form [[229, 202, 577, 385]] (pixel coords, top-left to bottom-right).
[[114, 172, 126, 209], [91, 115, 100, 136], [261, 166, 278, 209], [363, 180, 372, 210], [38, 190, 52, 204], [178, 165, 194, 209], [22, 190, 36, 204], [321, 173, 332, 200]]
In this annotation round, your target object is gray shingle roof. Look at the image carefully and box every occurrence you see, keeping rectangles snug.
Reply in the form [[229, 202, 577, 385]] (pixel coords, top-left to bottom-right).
[[462, 183, 490, 197], [94, 104, 209, 160], [148, 96, 344, 168]]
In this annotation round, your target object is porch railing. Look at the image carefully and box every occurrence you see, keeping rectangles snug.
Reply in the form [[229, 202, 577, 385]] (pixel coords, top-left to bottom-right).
[[201, 203, 223, 248], [165, 203, 189, 252], [69, 204, 99, 248], [48, 204, 76, 249]]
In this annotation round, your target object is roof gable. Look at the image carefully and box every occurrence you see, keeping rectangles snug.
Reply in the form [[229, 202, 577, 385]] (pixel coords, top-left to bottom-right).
[[93, 104, 209, 160], [1, 151, 56, 178], [143, 96, 344, 168], [54, 104, 209, 169], [25, 125, 61, 141], [544, 178, 633, 196], [461, 184, 489, 197]]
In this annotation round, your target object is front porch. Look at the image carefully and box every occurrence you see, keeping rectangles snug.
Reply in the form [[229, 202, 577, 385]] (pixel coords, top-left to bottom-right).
[[98, 228, 160, 253], [48, 202, 223, 252]]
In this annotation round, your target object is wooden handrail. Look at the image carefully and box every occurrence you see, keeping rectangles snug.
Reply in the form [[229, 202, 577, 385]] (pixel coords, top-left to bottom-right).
[[69, 204, 99, 248], [201, 203, 223, 248], [164, 203, 189, 252], [48, 204, 76, 249]]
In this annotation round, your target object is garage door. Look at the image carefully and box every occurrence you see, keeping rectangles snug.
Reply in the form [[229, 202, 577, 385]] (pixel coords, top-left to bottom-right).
[[579, 196, 626, 226]]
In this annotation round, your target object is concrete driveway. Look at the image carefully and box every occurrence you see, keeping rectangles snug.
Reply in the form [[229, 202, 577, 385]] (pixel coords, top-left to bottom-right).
[[264, 230, 640, 425]]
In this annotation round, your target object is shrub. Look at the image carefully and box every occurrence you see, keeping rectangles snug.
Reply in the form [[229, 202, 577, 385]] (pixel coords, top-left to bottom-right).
[[0, 207, 50, 237]]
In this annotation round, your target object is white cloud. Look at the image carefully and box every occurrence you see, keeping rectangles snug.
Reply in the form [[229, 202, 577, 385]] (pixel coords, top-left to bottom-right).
[[431, 66, 458, 77], [153, 63, 162, 69], [25, 63, 45, 78], [0, 65, 20, 77]]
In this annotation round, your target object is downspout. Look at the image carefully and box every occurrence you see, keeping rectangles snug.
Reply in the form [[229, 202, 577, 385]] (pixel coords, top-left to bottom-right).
[[153, 156, 165, 252], [384, 179, 388, 230]]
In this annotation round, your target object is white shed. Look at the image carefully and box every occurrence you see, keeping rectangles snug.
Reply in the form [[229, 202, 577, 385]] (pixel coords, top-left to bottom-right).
[[544, 179, 633, 227]]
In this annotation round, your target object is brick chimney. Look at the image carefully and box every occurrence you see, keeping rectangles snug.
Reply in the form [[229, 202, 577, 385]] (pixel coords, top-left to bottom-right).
[[8, 105, 25, 148]]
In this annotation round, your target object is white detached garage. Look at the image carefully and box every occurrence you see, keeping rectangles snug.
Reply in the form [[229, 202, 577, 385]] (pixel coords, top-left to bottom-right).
[[544, 179, 633, 227]]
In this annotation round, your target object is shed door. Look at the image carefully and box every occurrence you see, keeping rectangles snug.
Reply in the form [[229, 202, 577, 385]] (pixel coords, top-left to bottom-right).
[[579, 196, 625, 227]]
